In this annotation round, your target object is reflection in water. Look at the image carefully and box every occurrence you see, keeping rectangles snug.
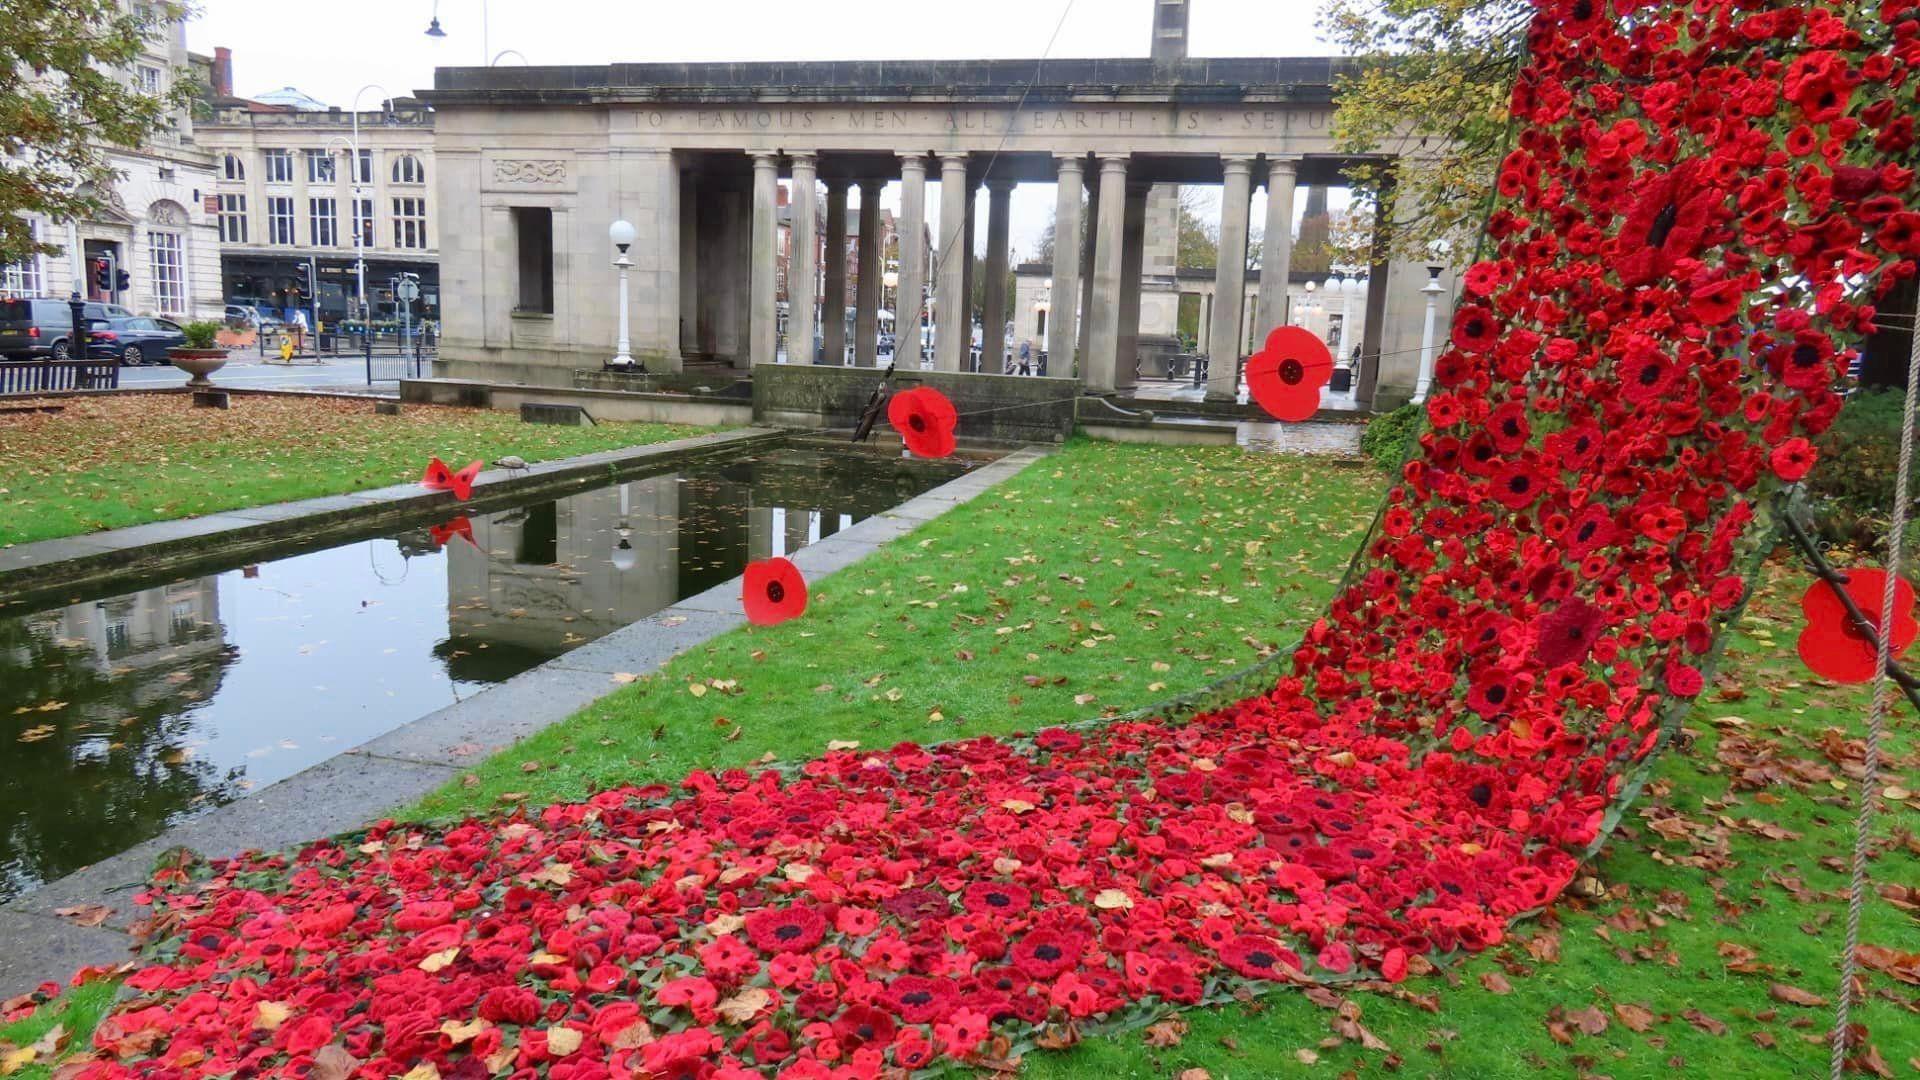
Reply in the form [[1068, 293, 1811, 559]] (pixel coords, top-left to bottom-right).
[[0, 446, 968, 902], [0, 581, 238, 902]]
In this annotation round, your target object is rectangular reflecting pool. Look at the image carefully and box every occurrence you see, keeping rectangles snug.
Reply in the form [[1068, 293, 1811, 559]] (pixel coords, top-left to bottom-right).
[[0, 444, 972, 903]]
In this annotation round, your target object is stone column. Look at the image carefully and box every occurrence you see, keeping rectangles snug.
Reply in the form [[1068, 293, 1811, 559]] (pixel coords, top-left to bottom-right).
[[934, 154, 969, 372], [1206, 155, 1255, 401], [749, 152, 780, 368], [822, 179, 849, 365], [961, 180, 978, 369], [1085, 154, 1130, 395], [982, 179, 1014, 373], [1256, 156, 1299, 346], [855, 179, 883, 367], [788, 153, 819, 367], [679, 171, 700, 358], [1116, 180, 1148, 394], [1047, 155, 1084, 376], [896, 156, 928, 367], [1077, 166, 1097, 371]]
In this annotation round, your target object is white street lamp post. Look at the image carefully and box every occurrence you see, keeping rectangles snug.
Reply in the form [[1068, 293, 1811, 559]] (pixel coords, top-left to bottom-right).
[[1415, 265, 1447, 403], [609, 219, 637, 369], [345, 85, 389, 323]]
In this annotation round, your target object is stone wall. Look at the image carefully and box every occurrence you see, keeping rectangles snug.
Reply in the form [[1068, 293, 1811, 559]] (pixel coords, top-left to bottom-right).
[[752, 364, 1074, 445]]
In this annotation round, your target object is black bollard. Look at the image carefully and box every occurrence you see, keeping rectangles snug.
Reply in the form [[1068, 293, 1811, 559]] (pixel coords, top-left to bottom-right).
[[66, 292, 88, 362]]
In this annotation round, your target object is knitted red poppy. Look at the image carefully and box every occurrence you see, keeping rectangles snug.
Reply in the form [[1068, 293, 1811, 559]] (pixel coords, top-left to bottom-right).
[[887, 386, 958, 458], [1798, 568, 1918, 684], [742, 556, 808, 626], [1245, 326, 1333, 422]]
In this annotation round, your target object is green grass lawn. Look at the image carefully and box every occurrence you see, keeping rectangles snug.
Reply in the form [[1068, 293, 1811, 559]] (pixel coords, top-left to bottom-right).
[[9, 440, 1916, 1077], [0, 394, 713, 546]]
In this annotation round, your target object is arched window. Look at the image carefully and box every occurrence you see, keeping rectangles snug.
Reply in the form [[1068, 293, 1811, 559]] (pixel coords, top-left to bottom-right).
[[223, 153, 245, 181], [391, 154, 425, 185]]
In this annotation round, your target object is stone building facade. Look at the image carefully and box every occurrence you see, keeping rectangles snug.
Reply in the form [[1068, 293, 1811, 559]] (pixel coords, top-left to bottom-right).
[[420, 38, 1441, 404], [194, 72, 439, 325], [1, 18, 222, 323]]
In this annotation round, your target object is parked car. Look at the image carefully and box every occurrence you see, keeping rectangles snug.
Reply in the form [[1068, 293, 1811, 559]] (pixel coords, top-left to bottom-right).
[[0, 298, 136, 360], [85, 316, 188, 366]]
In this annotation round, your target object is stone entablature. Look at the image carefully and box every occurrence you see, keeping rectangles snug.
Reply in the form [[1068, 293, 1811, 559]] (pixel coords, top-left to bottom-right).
[[428, 57, 1353, 103]]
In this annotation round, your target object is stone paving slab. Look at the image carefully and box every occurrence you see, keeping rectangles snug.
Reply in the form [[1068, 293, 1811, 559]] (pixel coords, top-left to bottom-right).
[[788, 537, 882, 579], [0, 536, 118, 575], [674, 580, 745, 615], [814, 513, 919, 548], [553, 608, 746, 676], [349, 665, 626, 769], [222, 493, 380, 523], [0, 911, 135, 987], [73, 514, 264, 551], [0, 442, 1054, 997]]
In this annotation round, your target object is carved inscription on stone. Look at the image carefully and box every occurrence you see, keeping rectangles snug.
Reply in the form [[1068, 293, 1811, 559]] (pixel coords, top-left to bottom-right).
[[492, 159, 568, 185]]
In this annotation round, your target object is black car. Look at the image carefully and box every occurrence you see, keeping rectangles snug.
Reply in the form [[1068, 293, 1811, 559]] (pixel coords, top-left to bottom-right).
[[86, 316, 188, 366], [0, 298, 137, 360]]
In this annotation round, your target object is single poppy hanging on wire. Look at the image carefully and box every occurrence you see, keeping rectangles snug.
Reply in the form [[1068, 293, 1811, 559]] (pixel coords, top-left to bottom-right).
[[1245, 326, 1335, 422], [422, 457, 485, 501], [1797, 568, 1919, 684], [743, 556, 808, 626], [887, 386, 959, 458], [428, 516, 478, 550]]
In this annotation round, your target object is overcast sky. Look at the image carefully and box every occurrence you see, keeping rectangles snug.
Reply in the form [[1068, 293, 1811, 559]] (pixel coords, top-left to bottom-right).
[[186, 0, 1342, 258]]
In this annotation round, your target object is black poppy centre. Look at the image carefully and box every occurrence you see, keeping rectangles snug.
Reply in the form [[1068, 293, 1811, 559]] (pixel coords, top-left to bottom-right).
[[766, 580, 786, 604], [1279, 357, 1305, 385], [1647, 201, 1678, 248]]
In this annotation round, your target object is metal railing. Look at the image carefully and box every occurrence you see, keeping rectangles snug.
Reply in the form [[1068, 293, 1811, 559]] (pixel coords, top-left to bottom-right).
[[253, 324, 437, 384], [0, 360, 121, 396]]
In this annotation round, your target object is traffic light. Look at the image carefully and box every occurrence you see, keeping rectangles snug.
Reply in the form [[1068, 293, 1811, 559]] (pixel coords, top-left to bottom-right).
[[115, 269, 130, 292], [93, 259, 111, 292]]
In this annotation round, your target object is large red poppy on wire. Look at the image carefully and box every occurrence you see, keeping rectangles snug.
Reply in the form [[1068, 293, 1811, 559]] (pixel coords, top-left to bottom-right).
[[1797, 568, 1919, 683], [743, 556, 808, 626], [1245, 326, 1335, 422], [422, 457, 484, 501], [887, 386, 958, 458]]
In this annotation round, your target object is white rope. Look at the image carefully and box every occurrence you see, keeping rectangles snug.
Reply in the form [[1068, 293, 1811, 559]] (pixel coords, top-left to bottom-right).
[[1828, 308, 1920, 1077]]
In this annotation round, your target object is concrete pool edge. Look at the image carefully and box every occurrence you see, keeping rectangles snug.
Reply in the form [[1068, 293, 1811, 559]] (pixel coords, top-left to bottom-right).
[[0, 426, 786, 607], [0, 443, 1054, 996]]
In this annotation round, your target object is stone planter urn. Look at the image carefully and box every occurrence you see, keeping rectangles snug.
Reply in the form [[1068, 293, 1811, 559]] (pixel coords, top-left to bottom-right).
[[168, 348, 229, 388]]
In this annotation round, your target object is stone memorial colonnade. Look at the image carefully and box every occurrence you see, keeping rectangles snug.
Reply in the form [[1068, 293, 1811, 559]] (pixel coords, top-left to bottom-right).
[[423, 58, 1436, 403]]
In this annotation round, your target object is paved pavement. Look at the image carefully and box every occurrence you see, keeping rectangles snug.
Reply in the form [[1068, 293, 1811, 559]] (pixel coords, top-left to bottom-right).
[[115, 357, 398, 393]]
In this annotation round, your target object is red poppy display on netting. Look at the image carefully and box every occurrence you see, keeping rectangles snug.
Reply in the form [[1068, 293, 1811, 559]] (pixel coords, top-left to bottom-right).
[[58, 1, 1920, 1076], [422, 457, 484, 501], [742, 555, 808, 625], [1797, 568, 1918, 683], [886, 385, 958, 458], [1245, 326, 1335, 422]]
